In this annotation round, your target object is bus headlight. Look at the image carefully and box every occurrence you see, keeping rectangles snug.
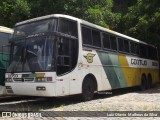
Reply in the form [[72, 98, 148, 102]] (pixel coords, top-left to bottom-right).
[[35, 77, 52, 82], [5, 78, 13, 82]]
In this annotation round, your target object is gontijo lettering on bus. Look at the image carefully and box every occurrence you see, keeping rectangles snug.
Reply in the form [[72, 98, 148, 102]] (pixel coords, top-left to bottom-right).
[[131, 59, 147, 66]]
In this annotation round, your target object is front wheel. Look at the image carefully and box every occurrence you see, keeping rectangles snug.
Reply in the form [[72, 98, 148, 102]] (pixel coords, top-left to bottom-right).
[[81, 77, 94, 101]]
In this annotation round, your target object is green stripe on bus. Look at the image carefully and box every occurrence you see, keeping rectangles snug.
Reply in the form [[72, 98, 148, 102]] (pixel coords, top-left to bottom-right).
[[109, 54, 127, 88], [97, 51, 127, 89], [97, 52, 120, 89]]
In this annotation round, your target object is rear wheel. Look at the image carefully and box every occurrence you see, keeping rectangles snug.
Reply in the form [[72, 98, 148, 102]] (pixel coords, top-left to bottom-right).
[[81, 77, 94, 101], [146, 75, 152, 89], [140, 75, 147, 91]]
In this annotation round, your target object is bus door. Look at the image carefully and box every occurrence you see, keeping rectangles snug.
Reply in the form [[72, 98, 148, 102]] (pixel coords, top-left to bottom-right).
[[56, 36, 78, 95]]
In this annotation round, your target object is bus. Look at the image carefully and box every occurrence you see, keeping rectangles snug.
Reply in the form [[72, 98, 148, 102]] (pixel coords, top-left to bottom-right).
[[5, 14, 159, 101], [0, 26, 13, 95]]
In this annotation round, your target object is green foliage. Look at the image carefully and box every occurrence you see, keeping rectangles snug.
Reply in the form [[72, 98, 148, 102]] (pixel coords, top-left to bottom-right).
[[27, 0, 121, 29], [0, 0, 159, 46], [0, 0, 30, 27], [123, 0, 160, 46], [63, 0, 121, 29]]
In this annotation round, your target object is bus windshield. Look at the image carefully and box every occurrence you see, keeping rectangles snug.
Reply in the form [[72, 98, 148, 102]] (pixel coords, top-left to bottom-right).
[[7, 36, 55, 73]]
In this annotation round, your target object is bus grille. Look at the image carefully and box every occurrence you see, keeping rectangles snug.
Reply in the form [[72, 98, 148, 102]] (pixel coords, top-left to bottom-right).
[[24, 78, 34, 82], [13, 78, 34, 82], [13, 78, 22, 82]]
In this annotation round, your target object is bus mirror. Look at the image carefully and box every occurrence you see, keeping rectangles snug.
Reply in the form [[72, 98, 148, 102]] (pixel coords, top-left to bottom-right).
[[2, 45, 10, 62]]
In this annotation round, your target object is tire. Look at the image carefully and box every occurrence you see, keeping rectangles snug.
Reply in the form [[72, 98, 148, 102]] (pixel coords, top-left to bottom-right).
[[81, 77, 94, 101], [146, 75, 152, 89], [140, 75, 147, 91]]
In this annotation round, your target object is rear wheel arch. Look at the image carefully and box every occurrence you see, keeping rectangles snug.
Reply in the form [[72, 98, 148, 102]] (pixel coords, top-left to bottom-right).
[[82, 74, 98, 92]]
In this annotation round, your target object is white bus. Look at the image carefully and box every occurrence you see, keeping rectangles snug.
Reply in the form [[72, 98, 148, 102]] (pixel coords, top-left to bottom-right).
[[0, 26, 13, 95], [5, 14, 159, 101]]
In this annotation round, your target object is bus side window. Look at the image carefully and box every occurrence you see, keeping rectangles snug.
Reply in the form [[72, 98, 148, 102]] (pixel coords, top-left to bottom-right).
[[92, 30, 101, 47], [140, 44, 147, 58], [110, 35, 117, 51], [124, 40, 129, 53], [153, 48, 158, 60], [58, 18, 78, 37], [148, 46, 158, 60], [102, 33, 110, 49], [135, 43, 139, 55], [118, 38, 124, 52], [148, 46, 153, 60], [82, 26, 92, 45]]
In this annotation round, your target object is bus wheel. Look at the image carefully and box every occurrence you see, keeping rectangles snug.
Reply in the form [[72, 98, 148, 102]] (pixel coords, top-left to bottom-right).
[[81, 77, 94, 101], [146, 75, 152, 89], [140, 75, 147, 91]]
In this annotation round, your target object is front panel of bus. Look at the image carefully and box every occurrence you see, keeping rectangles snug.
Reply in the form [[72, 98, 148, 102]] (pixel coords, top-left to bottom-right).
[[5, 17, 79, 96]]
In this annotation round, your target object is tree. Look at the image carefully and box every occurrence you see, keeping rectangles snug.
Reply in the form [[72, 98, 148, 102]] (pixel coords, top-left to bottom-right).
[[123, 0, 160, 46], [27, 0, 121, 29], [61, 0, 121, 29], [0, 0, 121, 30], [0, 0, 30, 27]]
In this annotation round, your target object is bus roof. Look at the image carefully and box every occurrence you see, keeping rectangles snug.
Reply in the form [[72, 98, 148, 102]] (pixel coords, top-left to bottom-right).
[[0, 26, 13, 34], [15, 14, 153, 47]]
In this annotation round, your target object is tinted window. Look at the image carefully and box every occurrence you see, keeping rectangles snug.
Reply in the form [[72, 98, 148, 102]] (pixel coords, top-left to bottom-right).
[[82, 26, 92, 45], [110, 35, 117, 50], [14, 19, 57, 37], [148, 46, 158, 60], [140, 44, 147, 58], [92, 30, 101, 47], [118, 38, 124, 51], [153, 48, 158, 60], [0, 32, 10, 53], [135, 43, 139, 55], [59, 19, 78, 37], [124, 40, 129, 53], [130, 42, 135, 54], [102, 33, 110, 49], [57, 37, 78, 75], [118, 38, 129, 53], [57, 37, 70, 56]]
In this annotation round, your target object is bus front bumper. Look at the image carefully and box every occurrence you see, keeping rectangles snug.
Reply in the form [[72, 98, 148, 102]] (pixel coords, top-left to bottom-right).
[[5, 82, 56, 97]]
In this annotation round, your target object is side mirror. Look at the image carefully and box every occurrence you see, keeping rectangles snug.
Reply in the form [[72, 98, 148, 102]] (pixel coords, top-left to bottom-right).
[[2, 45, 10, 62]]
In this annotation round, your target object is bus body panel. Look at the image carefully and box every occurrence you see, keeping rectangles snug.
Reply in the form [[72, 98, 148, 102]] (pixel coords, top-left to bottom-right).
[[5, 14, 159, 98], [81, 50, 112, 91], [6, 82, 56, 96], [6, 72, 57, 96]]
